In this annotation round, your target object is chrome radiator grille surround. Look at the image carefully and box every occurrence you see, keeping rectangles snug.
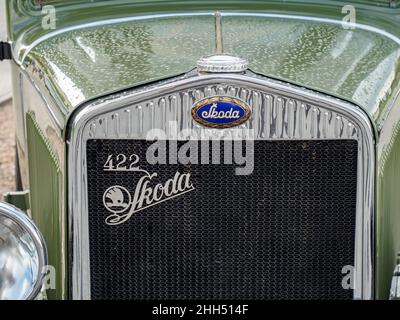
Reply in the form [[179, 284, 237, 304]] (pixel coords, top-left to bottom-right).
[[68, 72, 374, 299]]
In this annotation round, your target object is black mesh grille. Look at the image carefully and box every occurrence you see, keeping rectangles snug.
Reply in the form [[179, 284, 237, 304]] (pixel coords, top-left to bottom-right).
[[86, 139, 358, 300]]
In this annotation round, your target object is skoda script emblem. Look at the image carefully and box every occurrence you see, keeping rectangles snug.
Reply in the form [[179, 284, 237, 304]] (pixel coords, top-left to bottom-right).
[[102, 154, 195, 226], [192, 96, 251, 129]]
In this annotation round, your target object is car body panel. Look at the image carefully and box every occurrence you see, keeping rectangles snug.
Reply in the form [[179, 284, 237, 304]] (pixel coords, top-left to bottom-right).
[[26, 112, 66, 300], [6, 1, 400, 47], [13, 11, 400, 124], [23, 14, 216, 111], [222, 14, 400, 124], [5, 0, 400, 119]]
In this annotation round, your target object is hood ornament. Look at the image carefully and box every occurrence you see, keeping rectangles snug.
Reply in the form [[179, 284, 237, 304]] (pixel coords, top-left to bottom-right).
[[197, 54, 249, 73], [197, 12, 248, 73]]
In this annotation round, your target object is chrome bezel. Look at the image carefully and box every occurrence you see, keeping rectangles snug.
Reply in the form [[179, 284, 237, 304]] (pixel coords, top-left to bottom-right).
[[68, 72, 374, 300], [191, 96, 251, 128], [197, 54, 249, 73], [0, 202, 48, 300]]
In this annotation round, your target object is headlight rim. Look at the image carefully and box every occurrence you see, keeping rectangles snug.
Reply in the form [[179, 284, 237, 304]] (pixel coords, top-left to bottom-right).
[[0, 201, 48, 300]]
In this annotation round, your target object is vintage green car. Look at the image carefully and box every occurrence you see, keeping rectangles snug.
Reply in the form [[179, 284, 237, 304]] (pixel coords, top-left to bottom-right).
[[1, 0, 400, 300]]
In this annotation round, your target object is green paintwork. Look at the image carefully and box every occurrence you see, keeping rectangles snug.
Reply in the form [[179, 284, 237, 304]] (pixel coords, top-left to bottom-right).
[[6, 1, 400, 49], [26, 112, 65, 300], [25, 15, 215, 109], [376, 129, 400, 298], [4, 191, 30, 212], [376, 103, 400, 299], [14, 6, 400, 124], [222, 15, 400, 124], [5, 0, 400, 299]]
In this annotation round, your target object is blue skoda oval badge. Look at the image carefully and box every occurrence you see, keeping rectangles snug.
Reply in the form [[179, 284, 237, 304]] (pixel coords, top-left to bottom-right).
[[192, 96, 251, 128]]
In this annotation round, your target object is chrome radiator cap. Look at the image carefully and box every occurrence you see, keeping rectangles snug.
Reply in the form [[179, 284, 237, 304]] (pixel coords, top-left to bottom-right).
[[197, 54, 248, 73]]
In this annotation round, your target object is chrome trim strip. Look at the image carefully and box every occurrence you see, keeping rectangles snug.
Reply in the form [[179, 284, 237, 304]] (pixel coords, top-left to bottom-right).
[[68, 72, 374, 300], [214, 12, 224, 54], [390, 265, 400, 300]]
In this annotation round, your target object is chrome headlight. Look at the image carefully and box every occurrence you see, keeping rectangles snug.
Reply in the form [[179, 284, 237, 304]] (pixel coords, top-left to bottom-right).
[[0, 202, 47, 300]]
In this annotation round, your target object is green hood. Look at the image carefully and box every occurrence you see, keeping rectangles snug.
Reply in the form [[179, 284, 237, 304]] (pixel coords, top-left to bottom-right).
[[12, 3, 400, 125]]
